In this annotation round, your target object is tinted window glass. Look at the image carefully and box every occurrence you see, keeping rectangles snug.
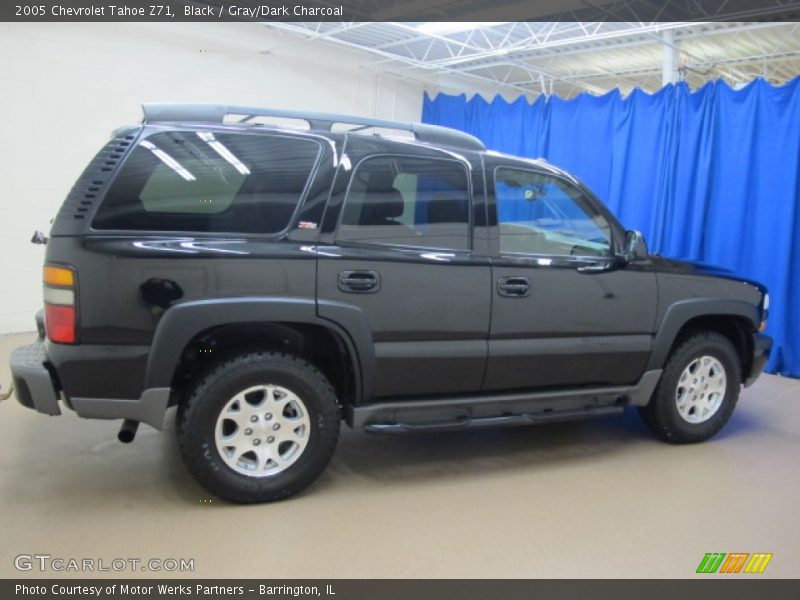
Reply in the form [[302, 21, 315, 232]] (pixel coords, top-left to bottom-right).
[[93, 131, 320, 233], [495, 168, 612, 257], [338, 156, 470, 250]]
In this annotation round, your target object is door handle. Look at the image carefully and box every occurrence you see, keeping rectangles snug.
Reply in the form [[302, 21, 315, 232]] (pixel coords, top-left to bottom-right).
[[338, 270, 381, 294], [497, 276, 530, 297], [576, 260, 615, 274]]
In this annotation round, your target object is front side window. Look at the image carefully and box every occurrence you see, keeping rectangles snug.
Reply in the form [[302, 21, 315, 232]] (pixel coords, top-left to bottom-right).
[[494, 168, 612, 257], [338, 156, 471, 251], [93, 131, 320, 233]]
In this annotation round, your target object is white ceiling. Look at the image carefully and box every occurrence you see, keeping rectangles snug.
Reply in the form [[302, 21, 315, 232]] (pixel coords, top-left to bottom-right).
[[264, 21, 800, 98]]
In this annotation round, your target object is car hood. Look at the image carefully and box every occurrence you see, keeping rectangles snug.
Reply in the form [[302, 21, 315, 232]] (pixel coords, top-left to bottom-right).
[[648, 255, 767, 294]]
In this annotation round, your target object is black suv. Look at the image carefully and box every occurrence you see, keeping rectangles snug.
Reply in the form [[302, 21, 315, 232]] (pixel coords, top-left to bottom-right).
[[10, 104, 772, 503]]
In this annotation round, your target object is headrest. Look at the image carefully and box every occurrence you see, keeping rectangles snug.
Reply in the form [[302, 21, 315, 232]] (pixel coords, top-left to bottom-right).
[[427, 196, 468, 224], [361, 169, 405, 223]]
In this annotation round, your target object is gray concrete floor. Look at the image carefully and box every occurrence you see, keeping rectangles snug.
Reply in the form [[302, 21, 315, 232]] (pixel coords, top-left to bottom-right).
[[1, 331, 798, 579]]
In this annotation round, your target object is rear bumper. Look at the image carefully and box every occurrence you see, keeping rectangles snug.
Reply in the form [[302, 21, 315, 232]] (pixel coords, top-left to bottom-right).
[[744, 332, 772, 387], [9, 340, 170, 429], [10, 341, 61, 416]]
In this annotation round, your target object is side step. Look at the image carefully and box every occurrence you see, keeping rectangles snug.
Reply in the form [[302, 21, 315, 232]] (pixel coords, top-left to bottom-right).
[[348, 369, 662, 432], [364, 405, 625, 434]]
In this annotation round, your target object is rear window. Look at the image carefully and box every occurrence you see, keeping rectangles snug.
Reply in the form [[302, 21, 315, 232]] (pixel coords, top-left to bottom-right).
[[92, 131, 320, 233]]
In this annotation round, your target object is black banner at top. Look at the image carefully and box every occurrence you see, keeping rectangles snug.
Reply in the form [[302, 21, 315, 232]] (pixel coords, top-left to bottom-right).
[[3, 0, 800, 22]]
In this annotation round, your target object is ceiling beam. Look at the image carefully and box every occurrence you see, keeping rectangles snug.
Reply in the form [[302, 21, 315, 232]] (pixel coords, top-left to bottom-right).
[[262, 20, 800, 99], [265, 22, 608, 95]]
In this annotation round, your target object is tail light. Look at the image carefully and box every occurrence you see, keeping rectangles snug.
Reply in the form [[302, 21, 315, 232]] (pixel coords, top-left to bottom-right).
[[43, 265, 78, 344]]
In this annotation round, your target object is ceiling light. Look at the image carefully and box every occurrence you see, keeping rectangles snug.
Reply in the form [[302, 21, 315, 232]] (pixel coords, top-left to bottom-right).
[[197, 132, 251, 176], [415, 22, 507, 35], [140, 140, 195, 181]]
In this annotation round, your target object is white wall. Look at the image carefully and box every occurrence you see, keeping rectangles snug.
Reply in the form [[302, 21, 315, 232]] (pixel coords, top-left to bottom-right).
[[0, 22, 471, 334]]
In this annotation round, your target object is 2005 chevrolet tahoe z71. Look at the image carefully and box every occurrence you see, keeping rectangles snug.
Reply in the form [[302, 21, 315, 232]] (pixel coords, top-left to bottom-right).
[[9, 104, 772, 503]]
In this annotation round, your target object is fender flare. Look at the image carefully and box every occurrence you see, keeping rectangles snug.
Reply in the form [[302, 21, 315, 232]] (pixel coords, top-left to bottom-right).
[[646, 298, 759, 371], [143, 297, 374, 403]]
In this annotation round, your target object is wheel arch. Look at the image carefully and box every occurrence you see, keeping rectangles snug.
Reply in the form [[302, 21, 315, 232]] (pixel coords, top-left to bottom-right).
[[144, 297, 371, 408], [648, 299, 759, 380]]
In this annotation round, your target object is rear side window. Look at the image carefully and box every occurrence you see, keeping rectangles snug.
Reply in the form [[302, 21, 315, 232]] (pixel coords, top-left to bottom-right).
[[338, 156, 471, 251], [92, 131, 320, 233]]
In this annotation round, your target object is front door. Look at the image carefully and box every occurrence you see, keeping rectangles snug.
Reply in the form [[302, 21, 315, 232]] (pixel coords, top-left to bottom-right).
[[484, 160, 658, 392]]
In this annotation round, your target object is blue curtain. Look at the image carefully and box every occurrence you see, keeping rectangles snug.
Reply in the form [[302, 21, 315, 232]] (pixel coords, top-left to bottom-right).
[[422, 78, 800, 378]]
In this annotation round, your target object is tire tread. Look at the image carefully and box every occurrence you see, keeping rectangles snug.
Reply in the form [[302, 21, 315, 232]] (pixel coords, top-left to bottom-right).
[[177, 350, 339, 503], [639, 331, 741, 444]]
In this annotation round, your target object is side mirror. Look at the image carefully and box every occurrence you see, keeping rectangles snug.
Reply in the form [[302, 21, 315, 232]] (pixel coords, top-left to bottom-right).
[[31, 230, 48, 245], [623, 230, 648, 261]]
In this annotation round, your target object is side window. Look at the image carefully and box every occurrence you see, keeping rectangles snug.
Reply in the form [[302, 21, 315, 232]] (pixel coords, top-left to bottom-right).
[[93, 131, 320, 233], [494, 168, 612, 257], [338, 156, 471, 251]]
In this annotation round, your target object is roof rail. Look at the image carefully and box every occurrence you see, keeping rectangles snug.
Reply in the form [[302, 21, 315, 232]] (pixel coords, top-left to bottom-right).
[[141, 103, 485, 152]]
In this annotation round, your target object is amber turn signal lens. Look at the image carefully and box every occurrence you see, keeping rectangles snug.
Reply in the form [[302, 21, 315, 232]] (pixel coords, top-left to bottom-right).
[[43, 265, 74, 287]]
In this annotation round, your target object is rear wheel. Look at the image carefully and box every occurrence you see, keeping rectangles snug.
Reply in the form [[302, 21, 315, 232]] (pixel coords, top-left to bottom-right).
[[177, 351, 340, 503], [639, 332, 742, 444]]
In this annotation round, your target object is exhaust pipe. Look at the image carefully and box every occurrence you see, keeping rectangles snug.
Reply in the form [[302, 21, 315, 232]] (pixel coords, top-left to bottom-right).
[[118, 419, 139, 444]]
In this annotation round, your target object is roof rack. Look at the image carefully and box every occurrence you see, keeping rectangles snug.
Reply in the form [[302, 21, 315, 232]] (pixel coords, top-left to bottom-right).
[[141, 103, 485, 152]]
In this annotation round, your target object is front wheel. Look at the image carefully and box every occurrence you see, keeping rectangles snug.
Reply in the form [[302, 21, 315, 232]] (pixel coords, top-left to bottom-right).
[[177, 351, 340, 503], [639, 332, 742, 444]]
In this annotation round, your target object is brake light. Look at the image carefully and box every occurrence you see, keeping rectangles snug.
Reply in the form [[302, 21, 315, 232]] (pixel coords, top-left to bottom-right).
[[44, 305, 76, 343], [43, 265, 78, 344]]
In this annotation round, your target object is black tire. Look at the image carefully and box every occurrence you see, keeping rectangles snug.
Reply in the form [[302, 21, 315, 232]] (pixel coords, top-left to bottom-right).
[[639, 332, 742, 444], [177, 351, 340, 503]]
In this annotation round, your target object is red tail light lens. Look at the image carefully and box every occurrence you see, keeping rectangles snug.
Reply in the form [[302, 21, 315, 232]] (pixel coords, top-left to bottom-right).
[[44, 304, 77, 344], [43, 264, 78, 344]]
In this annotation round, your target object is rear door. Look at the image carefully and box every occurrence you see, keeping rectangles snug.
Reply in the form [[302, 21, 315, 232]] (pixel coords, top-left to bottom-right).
[[483, 158, 658, 392], [316, 137, 491, 400]]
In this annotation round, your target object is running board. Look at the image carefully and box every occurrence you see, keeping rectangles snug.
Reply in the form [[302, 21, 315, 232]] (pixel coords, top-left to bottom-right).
[[347, 369, 662, 431], [364, 405, 625, 434]]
